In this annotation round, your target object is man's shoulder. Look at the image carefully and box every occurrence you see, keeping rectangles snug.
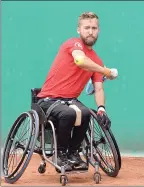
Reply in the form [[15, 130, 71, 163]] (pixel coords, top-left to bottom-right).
[[91, 49, 103, 65], [61, 37, 83, 48], [65, 37, 82, 43]]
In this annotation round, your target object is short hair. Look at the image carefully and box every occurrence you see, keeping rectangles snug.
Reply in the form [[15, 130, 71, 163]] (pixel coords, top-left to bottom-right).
[[78, 12, 99, 26]]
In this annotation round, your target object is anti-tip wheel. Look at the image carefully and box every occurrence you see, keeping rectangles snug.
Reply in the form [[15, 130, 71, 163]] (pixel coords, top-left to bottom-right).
[[93, 172, 101, 184], [38, 164, 46, 174]]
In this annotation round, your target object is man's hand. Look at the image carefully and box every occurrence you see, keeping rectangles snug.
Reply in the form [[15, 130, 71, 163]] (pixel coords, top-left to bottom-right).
[[97, 106, 111, 129], [108, 68, 118, 80], [104, 66, 118, 80]]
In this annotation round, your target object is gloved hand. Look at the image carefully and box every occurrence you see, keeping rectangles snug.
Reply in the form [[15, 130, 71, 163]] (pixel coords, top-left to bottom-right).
[[97, 106, 111, 129], [109, 68, 118, 80]]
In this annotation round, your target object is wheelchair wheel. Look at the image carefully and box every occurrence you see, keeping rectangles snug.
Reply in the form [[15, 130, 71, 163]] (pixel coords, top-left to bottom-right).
[[2, 110, 39, 184], [91, 109, 121, 170], [83, 109, 120, 177]]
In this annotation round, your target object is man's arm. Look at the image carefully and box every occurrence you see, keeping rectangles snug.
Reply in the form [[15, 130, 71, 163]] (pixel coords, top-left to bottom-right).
[[72, 50, 111, 77], [93, 82, 105, 107], [93, 81, 111, 128]]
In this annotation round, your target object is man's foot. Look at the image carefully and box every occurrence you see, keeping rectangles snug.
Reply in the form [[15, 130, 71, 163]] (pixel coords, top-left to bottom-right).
[[56, 151, 72, 173], [68, 150, 88, 170]]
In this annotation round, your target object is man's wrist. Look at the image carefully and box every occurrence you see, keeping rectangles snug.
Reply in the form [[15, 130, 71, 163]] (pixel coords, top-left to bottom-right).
[[98, 105, 105, 112], [103, 67, 111, 77]]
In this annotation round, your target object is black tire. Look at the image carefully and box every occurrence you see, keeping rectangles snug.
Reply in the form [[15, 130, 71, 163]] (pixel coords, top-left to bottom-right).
[[38, 165, 46, 174], [60, 175, 68, 186], [83, 109, 120, 177], [2, 110, 39, 184], [109, 129, 121, 170]]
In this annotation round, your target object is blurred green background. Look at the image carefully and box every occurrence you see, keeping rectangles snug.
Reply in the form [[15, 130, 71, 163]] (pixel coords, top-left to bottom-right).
[[2, 1, 144, 155]]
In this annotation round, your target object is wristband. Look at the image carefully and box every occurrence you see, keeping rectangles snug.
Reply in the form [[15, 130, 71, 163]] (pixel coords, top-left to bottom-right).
[[98, 105, 105, 109], [104, 67, 111, 77], [98, 105, 105, 112]]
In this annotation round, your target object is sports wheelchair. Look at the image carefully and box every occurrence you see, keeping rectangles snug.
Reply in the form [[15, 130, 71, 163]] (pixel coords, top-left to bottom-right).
[[2, 88, 121, 186]]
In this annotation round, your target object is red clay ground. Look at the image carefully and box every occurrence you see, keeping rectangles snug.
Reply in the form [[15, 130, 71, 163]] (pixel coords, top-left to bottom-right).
[[1, 154, 144, 186]]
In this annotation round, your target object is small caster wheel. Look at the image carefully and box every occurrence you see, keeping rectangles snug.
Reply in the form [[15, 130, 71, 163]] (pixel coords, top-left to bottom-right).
[[93, 172, 101, 184], [38, 164, 46, 174], [60, 175, 68, 186]]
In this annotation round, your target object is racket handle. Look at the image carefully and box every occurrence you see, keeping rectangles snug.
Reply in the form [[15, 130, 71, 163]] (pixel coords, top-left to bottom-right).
[[103, 76, 107, 81]]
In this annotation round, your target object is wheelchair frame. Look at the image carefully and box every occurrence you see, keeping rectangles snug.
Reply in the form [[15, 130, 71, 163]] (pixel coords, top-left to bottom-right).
[[31, 97, 102, 184], [2, 88, 121, 186]]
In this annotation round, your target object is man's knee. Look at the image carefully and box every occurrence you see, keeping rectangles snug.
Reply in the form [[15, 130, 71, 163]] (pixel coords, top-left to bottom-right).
[[81, 107, 90, 121]]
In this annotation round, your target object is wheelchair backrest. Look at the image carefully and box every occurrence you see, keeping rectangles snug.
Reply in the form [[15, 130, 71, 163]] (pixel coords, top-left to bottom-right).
[[31, 88, 41, 104], [30, 88, 57, 129]]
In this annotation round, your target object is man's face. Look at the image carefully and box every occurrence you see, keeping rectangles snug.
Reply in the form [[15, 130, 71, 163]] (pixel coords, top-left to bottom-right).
[[77, 18, 99, 47]]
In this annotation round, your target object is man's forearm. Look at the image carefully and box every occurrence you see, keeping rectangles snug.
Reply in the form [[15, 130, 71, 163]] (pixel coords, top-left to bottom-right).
[[72, 50, 111, 76], [94, 88, 105, 107], [81, 56, 104, 73], [79, 56, 110, 76]]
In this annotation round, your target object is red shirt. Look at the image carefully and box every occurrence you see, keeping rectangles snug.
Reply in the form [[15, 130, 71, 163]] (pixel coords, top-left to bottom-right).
[[37, 38, 104, 98]]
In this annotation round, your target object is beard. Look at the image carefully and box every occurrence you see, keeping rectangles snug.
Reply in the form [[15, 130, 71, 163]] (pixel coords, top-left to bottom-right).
[[80, 35, 98, 46]]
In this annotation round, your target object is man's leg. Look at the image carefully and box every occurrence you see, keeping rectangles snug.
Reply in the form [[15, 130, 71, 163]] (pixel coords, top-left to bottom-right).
[[68, 100, 90, 169], [39, 100, 76, 171], [51, 103, 76, 151]]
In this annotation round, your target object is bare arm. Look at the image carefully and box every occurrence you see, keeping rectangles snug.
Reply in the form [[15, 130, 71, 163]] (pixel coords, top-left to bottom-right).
[[93, 82, 105, 107], [94, 82, 111, 128], [72, 50, 110, 76]]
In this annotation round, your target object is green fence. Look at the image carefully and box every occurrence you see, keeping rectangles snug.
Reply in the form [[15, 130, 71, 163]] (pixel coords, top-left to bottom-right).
[[2, 1, 144, 155]]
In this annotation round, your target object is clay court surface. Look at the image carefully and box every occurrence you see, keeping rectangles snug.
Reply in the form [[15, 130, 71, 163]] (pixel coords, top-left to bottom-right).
[[1, 154, 144, 186]]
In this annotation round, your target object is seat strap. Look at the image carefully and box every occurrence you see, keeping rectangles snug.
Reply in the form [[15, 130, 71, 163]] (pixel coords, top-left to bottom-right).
[[45, 100, 65, 119]]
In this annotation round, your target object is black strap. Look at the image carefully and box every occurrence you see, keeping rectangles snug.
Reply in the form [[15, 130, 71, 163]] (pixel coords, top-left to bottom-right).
[[45, 100, 63, 119], [38, 98, 78, 119]]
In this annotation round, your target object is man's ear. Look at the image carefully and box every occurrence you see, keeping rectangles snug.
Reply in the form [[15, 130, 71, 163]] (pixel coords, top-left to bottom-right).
[[77, 27, 80, 34]]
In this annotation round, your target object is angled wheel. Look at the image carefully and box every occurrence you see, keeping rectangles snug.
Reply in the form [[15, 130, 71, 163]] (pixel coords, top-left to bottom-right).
[[83, 109, 121, 177], [2, 110, 39, 183], [91, 109, 121, 170]]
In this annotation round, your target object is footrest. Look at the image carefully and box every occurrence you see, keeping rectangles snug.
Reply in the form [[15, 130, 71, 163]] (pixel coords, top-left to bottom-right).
[[65, 169, 88, 174]]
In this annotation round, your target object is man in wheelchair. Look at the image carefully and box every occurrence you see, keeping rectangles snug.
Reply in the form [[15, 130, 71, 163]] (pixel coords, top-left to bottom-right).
[[37, 12, 118, 172]]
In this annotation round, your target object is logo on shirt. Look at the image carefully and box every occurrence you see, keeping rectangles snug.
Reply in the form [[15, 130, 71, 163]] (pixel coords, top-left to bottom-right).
[[74, 42, 83, 49]]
